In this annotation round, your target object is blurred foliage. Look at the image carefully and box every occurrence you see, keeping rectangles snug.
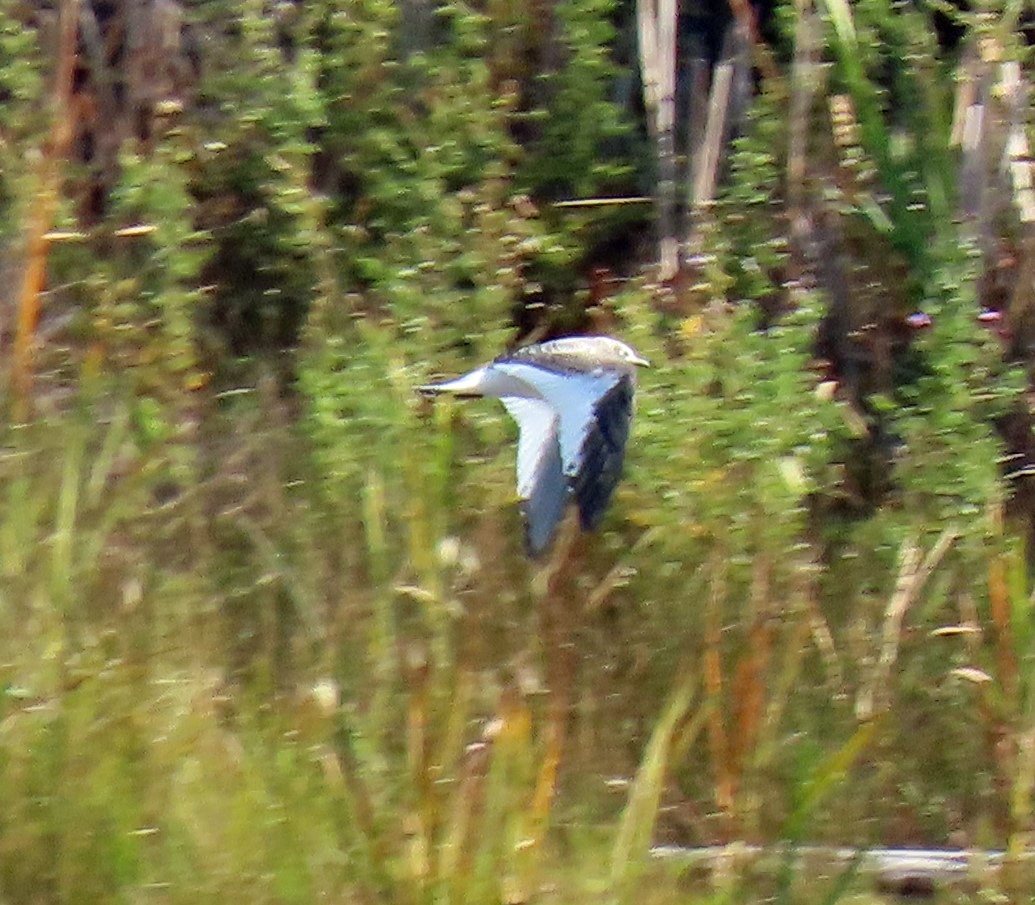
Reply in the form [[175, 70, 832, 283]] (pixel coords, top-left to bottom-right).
[[2, 0, 1035, 903], [0, 0, 45, 243]]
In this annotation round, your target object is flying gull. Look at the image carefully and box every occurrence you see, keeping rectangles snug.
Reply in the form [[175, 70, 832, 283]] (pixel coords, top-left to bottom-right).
[[418, 335, 648, 556]]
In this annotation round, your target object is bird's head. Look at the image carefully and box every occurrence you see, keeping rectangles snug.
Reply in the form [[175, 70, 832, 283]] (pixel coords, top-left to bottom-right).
[[603, 338, 650, 369]]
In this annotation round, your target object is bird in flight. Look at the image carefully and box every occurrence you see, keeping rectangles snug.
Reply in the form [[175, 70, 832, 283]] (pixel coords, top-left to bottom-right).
[[418, 335, 649, 556]]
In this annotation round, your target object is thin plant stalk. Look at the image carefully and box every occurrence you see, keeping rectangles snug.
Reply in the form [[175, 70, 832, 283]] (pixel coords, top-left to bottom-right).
[[705, 546, 735, 829], [610, 664, 697, 897], [12, 0, 79, 419]]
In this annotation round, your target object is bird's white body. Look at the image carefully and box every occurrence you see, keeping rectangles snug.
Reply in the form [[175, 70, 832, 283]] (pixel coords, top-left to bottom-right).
[[419, 335, 647, 555]]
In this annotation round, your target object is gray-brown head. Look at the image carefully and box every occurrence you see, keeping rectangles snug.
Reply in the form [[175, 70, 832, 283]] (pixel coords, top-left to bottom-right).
[[504, 335, 650, 378]]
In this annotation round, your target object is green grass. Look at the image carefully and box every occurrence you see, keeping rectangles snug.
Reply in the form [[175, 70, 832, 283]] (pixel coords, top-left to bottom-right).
[[0, 325, 1029, 903], [3, 0, 1035, 902]]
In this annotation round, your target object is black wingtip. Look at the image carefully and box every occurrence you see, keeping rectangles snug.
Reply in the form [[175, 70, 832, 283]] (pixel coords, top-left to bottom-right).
[[573, 376, 633, 532]]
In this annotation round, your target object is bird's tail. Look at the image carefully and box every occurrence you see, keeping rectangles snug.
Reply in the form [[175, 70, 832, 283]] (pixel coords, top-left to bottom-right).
[[418, 364, 543, 400], [417, 386, 484, 398], [416, 366, 497, 398]]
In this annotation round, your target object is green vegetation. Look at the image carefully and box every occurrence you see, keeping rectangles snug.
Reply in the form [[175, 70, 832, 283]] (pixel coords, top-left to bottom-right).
[[2, 1, 1035, 902]]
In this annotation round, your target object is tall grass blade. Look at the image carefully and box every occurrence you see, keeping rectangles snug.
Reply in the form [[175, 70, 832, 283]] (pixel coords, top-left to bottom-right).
[[789, 718, 881, 838], [704, 548, 734, 823], [610, 665, 697, 893], [817, 0, 920, 265], [988, 544, 1019, 712], [51, 418, 86, 623]]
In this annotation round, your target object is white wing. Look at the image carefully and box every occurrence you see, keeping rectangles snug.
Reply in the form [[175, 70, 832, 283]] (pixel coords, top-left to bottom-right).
[[500, 397, 568, 556], [500, 397, 557, 498], [494, 362, 621, 477]]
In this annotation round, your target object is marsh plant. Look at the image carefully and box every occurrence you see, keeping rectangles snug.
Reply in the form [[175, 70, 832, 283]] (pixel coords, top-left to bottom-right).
[[2, 1, 1035, 903]]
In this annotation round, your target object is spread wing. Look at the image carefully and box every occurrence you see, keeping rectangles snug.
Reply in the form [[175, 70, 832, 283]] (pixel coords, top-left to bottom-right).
[[570, 375, 634, 530], [495, 361, 633, 533], [500, 397, 567, 556], [493, 362, 619, 475], [426, 354, 635, 551]]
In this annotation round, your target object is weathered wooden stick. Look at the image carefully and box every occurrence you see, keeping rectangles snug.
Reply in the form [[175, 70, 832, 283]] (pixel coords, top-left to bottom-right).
[[651, 844, 1019, 893], [552, 197, 653, 208], [635, 0, 678, 280]]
